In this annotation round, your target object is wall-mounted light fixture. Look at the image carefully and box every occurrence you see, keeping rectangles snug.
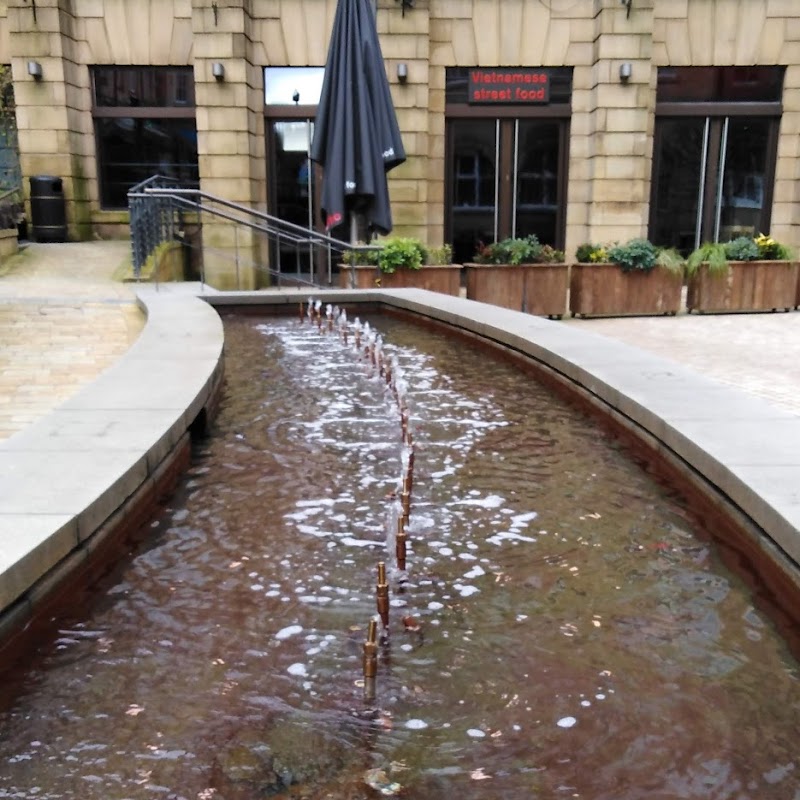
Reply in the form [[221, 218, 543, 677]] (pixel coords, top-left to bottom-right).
[[396, 0, 414, 17], [211, 62, 225, 81], [27, 60, 43, 80], [619, 62, 632, 83], [396, 62, 408, 84], [620, 0, 632, 18]]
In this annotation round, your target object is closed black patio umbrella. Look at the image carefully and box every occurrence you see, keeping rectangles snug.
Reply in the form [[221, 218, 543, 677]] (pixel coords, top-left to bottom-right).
[[310, 0, 406, 241]]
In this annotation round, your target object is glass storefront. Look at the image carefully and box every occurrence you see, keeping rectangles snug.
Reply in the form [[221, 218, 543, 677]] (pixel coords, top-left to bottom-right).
[[445, 68, 571, 265], [650, 67, 784, 252]]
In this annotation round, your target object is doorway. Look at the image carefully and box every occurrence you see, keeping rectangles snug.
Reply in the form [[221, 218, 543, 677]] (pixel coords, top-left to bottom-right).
[[650, 115, 779, 253], [446, 117, 568, 265], [267, 118, 325, 278]]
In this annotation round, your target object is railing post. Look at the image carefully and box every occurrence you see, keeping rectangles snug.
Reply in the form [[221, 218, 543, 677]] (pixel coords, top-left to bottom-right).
[[234, 225, 240, 290]]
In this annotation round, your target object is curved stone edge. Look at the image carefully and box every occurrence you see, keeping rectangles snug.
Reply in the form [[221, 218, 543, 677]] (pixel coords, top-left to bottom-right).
[[213, 288, 800, 587], [0, 284, 225, 641]]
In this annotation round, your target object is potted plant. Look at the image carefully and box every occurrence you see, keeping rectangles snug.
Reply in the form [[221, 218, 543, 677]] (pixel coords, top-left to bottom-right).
[[339, 238, 461, 296], [464, 235, 569, 318], [686, 234, 798, 314], [569, 238, 683, 318]]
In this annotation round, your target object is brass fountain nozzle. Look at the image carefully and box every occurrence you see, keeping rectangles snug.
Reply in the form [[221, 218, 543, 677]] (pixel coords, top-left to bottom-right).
[[363, 619, 378, 679], [400, 490, 410, 527], [396, 516, 407, 571], [299, 301, 304, 323], [376, 561, 390, 628]]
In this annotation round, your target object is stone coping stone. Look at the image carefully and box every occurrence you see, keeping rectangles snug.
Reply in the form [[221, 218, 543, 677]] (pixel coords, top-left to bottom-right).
[[208, 287, 800, 575], [0, 284, 224, 615]]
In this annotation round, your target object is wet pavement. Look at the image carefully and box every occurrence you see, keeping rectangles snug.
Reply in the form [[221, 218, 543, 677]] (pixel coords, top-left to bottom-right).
[[0, 243, 799, 445]]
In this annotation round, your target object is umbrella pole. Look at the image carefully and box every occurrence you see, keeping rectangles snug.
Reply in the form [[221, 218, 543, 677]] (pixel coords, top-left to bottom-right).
[[349, 213, 361, 289]]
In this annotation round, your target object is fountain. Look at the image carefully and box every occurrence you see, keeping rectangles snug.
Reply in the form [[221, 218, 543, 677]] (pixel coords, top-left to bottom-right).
[[0, 309, 798, 799]]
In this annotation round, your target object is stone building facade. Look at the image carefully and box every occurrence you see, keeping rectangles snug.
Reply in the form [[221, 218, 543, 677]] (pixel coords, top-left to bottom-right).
[[1, 0, 798, 287]]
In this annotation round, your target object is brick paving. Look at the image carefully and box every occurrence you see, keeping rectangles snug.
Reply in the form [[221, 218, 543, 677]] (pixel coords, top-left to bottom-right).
[[0, 241, 144, 440]]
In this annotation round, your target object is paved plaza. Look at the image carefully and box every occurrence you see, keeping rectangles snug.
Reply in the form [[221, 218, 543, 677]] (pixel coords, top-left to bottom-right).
[[0, 242, 799, 444], [0, 242, 144, 439]]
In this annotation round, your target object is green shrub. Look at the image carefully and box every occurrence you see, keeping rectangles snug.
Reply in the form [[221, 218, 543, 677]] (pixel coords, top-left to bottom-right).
[[687, 232, 794, 278], [474, 235, 543, 265], [341, 248, 378, 266], [376, 237, 426, 273], [427, 243, 453, 265], [575, 243, 608, 263], [686, 242, 728, 276], [534, 244, 565, 264], [607, 238, 658, 273], [655, 247, 685, 274], [724, 236, 760, 262]]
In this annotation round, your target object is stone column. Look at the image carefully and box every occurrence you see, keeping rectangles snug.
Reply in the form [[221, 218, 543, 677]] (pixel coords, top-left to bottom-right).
[[378, 0, 430, 243], [192, 0, 266, 289], [579, 0, 655, 248], [9, 0, 92, 241]]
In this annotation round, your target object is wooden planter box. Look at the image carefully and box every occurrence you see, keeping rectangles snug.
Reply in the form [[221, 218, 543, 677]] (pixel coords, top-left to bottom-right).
[[569, 263, 682, 318], [463, 263, 569, 318], [796, 265, 800, 310], [339, 265, 461, 296], [687, 260, 798, 314]]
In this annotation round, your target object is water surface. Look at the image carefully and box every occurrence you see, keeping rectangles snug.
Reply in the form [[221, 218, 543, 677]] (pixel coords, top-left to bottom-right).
[[1, 315, 798, 799]]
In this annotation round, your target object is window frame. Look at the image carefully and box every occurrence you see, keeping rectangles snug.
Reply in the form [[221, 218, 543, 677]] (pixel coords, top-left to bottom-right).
[[91, 66, 199, 210]]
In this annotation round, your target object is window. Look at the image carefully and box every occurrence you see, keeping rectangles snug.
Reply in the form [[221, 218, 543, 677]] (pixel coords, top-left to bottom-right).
[[650, 66, 784, 252], [92, 67, 198, 209]]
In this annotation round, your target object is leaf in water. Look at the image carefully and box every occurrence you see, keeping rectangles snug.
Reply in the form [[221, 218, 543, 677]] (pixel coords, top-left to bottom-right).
[[470, 768, 492, 780], [125, 705, 144, 716]]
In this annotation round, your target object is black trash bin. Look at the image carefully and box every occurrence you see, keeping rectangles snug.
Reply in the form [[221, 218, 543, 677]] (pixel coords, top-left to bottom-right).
[[30, 175, 67, 243]]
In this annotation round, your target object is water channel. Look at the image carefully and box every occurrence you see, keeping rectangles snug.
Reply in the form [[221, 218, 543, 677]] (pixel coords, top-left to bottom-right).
[[1, 313, 798, 799]]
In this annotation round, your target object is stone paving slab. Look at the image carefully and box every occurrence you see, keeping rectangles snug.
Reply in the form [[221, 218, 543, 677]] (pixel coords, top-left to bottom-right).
[[562, 312, 800, 417], [0, 242, 144, 440]]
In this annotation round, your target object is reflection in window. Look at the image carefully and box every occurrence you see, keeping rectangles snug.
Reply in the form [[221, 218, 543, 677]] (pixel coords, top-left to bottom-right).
[[517, 138, 557, 209], [96, 118, 199, 209], [656, 66, 784, 103], [92, 66, 195, 107], [455, 152, 494, 208]]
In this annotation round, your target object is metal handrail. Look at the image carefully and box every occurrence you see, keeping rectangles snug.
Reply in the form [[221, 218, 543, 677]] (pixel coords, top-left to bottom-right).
[[127, 176, 380, 286], [141, 186, 378, 255]]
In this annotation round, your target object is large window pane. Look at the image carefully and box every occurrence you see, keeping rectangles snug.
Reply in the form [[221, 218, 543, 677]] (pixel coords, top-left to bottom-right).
[[651, 118, 705, 252], [97, 118, 199, 208], [514, 120, 559, 245], [717, 118, 770, 241], [449, 120, 497, 264]]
